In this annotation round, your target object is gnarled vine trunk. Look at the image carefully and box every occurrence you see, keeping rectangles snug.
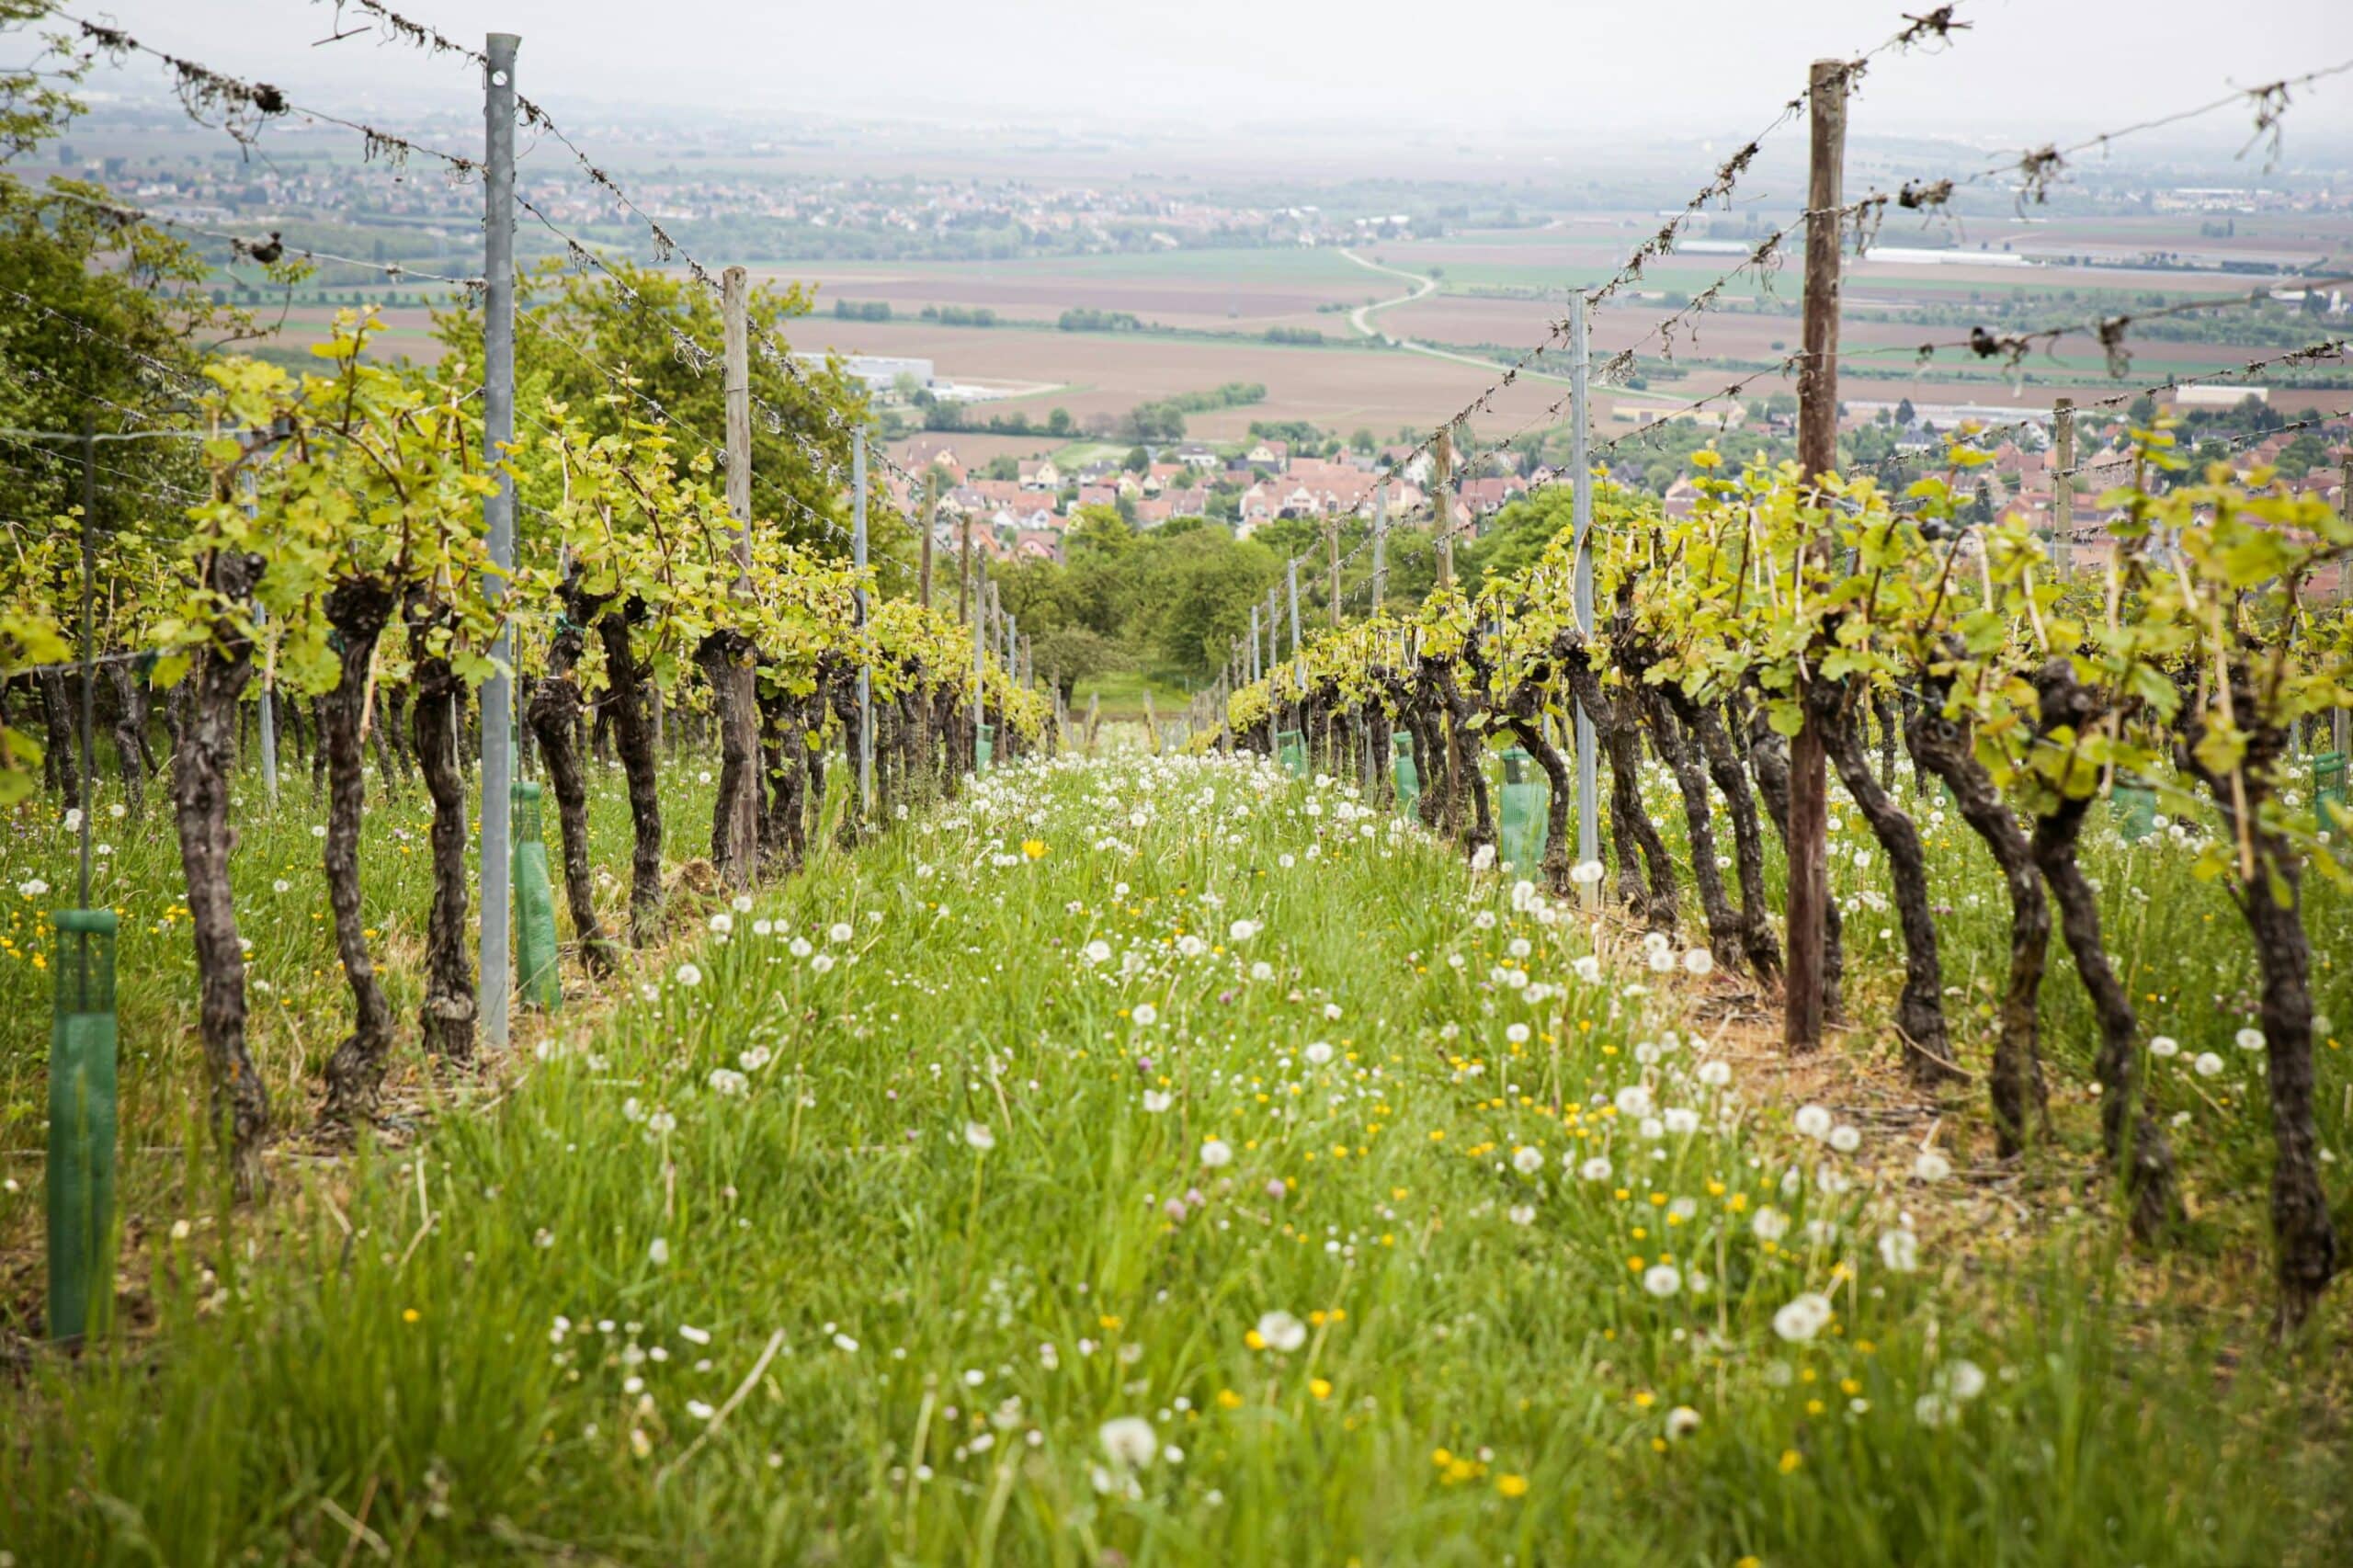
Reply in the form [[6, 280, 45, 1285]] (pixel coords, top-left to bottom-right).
[[1554, 651, 1674, 930], [595, 608, 665, 945], [1643, 683, 1743, 971], [172, 548, 270, 1198], [1905, 691, 2048, 1157], [1815, 683, 1957, 1087], [759, 696, 811, 874], [37, 666, 79, 810], [1429, 661, 1495, 857], [527, 627, 616, 977], [2181, 666, 2337, 1332], [2026, 661, 2176, 1239], [108, 663, 148, 818], [1681, 694, 1781, 981], [320, 580, 398, 1126], [407, 611, 476, 1062], [703, 630, 761, 889], [1505, 713, 1575, 897]]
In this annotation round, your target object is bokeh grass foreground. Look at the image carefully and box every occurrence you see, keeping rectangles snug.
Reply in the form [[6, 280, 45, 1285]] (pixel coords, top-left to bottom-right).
[[4, 750, 2348, 1565]]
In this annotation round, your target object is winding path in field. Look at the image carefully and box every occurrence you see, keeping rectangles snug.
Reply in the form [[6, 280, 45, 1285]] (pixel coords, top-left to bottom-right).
[[1339, 248, 1438, 340], [1337, 248, 1574, 385]]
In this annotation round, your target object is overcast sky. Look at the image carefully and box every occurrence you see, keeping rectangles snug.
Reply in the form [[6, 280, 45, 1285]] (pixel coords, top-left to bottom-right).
[[54, 0, 2353, 147]]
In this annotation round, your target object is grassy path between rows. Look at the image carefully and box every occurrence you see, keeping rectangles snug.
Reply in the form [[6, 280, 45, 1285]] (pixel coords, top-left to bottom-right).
[[3, 752, 2341, 1564]]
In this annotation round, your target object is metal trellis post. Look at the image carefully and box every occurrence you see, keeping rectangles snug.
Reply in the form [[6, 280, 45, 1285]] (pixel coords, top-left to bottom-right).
[[1287, 557, 1303, 690], [854, 427, 872, 822], [477, 31, 519, 1051], [1571, 289, 1598, 905]]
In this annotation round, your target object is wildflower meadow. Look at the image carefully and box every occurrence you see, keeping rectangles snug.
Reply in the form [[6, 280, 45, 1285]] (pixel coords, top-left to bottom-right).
[[4, 746, 2347, 1563]]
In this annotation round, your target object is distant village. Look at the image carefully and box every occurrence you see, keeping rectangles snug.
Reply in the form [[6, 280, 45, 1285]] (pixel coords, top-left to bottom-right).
[[885, 432, 1526, 566], [886, 390, 2350, 594]]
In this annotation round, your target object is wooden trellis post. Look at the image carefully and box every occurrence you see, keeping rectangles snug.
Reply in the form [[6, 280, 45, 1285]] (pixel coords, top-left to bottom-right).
[[1785, 56, 1848, 1053]]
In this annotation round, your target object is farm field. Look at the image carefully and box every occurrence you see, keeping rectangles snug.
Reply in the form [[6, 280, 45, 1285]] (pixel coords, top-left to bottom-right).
[[743, 208, 2353, 438], [788, 313, 1643, 443], [251, 200, 2352, 456], [765, 248, 1374, 335]]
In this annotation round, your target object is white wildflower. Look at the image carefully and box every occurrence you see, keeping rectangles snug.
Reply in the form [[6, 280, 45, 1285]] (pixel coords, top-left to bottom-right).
[[1255, 1311, 1307, 1353], [1098, 1415, 1157, 1469], [1772, 1292, 1832, 1343]]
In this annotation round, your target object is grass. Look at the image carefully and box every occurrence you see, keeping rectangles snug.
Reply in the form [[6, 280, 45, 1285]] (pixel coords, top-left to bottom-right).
[[1, 744, 2348, 1563], [0, 745, 719, 1164], [1071, 670, 1199, 723]]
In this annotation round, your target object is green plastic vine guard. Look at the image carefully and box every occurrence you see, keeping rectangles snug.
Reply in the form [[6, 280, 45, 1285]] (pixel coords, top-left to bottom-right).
[[976, 722, 995, 772], [48, 907, 117, 1344], [2111, 776, 2157, 843], [1276, 728, 1307, 779], [1392, 732, 1419, 816], [512, 780, 562, 1010], [2315, 750, 2347, 831], [1497, 746, 1548, 873]]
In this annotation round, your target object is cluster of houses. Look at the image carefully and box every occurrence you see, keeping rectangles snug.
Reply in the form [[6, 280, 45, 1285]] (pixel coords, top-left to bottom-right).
[[885, 403, 2349, 590], [886, 436, 1551, 564]]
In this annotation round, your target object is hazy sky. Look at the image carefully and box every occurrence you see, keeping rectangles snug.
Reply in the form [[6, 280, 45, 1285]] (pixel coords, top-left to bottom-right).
[[56, 0, 2353, 146]]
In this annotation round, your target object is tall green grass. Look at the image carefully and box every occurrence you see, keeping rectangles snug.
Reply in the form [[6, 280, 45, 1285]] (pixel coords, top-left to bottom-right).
[[3, 749, 2345, 1563]]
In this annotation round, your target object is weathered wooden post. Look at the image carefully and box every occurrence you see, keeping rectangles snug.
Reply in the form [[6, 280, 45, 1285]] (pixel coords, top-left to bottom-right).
[[920, 469, 938, 608], [1434, 426, 1455, 590], [1326, 515, 1341, 627], [958, 512, 972, 622], [2052, 396, 2075, 578], [1785, 56, 1849, 1053]]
